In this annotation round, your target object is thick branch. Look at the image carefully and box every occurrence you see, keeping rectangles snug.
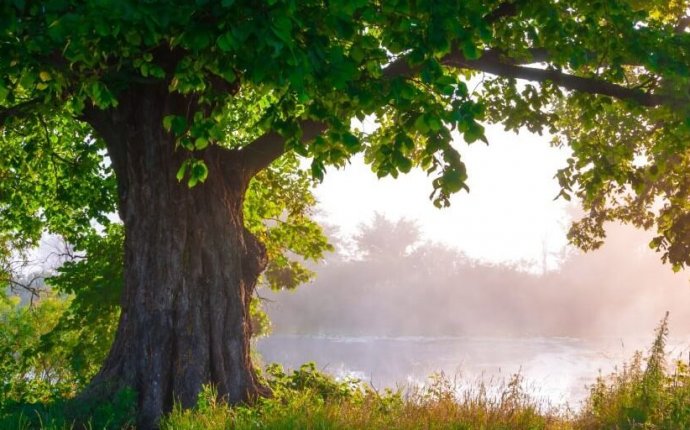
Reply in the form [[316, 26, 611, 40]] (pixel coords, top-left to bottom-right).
[[383, 47, 549, 78], [442, 50, 670, 107], [386, 47, 669, 108], [240, 120, 326, 177], [483, 0, 522, 24], [0, 98, 43, 127]]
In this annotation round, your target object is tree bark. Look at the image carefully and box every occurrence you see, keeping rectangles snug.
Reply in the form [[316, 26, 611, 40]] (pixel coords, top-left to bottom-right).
[[83, 85, 268, 429]]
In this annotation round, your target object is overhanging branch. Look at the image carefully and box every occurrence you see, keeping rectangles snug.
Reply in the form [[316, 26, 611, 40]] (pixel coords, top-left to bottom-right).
[[0, 98, 44, 128], [238, 0, 526, 176], [238, 0, 676, 177], [441, 50, 670, 107]]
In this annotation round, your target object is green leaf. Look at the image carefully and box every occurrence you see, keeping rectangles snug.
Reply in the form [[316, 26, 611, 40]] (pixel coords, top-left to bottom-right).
[[311, 161, 325, 181], [463, 121, 486, 144], [413, 115, 429, 134], [171, 116, 187, 136], [176, 162, 187, 182], [163, 115, 174, 132], [190, 161, 208, 184], [0, 81, 8, 103], [179, 137, 195, 151], [350, 45, 365, 62], [441, 164, 468, 194], [272, 16, 293, 44], [86, 81, 118, 108], [393, 152, 413, 173], [462, 40, 480, 60], [217, 32, 234, 52], [341, 132, 360, 151], [219, 68, 236, 83], [427, 115, 442, 131], [194, 137, 209, 150], [18, 70, 36, 90]]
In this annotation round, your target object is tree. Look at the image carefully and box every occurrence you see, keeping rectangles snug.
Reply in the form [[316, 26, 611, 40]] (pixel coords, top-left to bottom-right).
[[353, 213, 421, 258], [2, 0, 690, 427]]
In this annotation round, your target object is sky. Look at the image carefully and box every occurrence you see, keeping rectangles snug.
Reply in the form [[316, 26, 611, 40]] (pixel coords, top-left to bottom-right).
[[313, 125, 573, 271]]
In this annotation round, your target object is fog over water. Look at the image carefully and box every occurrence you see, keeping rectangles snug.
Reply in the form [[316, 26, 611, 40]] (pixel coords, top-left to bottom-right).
[[264, 215, 690, 338], [257, 215, 690, 406]]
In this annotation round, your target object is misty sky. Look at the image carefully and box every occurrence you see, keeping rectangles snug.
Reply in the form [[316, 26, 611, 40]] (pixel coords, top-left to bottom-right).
[[314, 126, 572, 271]]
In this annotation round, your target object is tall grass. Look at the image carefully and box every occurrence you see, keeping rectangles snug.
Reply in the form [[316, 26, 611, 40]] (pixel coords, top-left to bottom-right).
[[161, 363, 566, 430], [573, 312, 690, 429]]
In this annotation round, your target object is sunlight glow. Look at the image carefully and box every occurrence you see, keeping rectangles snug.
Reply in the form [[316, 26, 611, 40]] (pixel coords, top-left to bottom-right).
[[314, 127, 573, 271]]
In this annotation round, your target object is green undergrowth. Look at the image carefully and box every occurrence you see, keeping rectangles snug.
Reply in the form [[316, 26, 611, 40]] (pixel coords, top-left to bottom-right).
[[575, 313, 690, 429], [161, 363, 561, 430], [0, 387, 136, 430], [3, 315, 690, 429]]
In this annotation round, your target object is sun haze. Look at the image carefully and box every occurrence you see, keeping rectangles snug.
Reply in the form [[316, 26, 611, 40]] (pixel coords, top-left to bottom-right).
[[315, 126, 572, 271]]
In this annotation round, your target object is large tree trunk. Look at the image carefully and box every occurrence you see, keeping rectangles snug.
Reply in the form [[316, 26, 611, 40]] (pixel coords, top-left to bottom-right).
[[84, 86, 268, 429]]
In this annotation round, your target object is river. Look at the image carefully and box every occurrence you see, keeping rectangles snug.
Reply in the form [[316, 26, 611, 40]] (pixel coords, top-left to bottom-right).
[[256, 334, 690, 408]]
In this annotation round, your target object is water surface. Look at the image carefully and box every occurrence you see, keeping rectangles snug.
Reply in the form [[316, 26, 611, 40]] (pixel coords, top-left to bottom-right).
[[256, 334, 690, 408]]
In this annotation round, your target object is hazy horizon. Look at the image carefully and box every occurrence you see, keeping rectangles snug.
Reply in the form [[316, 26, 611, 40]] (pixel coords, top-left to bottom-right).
[[264, 214, 690, 339]]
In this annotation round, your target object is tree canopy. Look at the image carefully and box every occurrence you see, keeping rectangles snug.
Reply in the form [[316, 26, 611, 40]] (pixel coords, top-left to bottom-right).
[[2, 0, 690, 270]]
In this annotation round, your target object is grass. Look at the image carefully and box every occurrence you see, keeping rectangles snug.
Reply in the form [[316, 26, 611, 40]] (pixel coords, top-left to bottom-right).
[[3, 315, 690, 429], [160, 366, 565, 430]]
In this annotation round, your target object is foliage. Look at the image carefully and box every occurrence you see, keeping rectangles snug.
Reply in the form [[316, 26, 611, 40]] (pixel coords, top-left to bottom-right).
[[0, 387, 137, 430], [0, 292, 77, 408], [574, 313, 690, 429], [40, 225, 124, 388], [263, 362, 363, 402], [1, 0, 679, 237], [545, 1, 690, 272], [244, 154, 333, 292], [1, 0, 688, 273], [0, 291, 136, 429]]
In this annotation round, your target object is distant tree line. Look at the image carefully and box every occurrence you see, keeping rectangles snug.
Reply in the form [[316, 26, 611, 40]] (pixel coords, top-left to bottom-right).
[[266, 215, 690, 337]]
